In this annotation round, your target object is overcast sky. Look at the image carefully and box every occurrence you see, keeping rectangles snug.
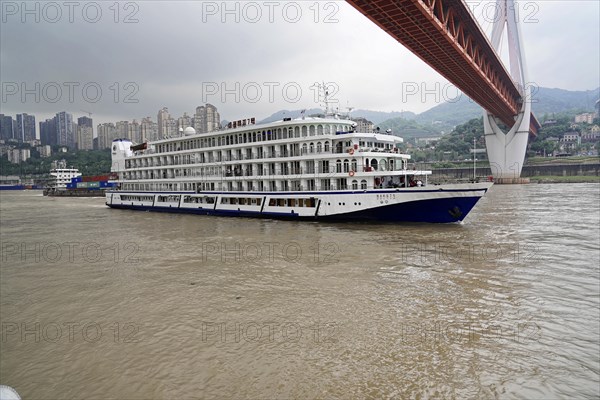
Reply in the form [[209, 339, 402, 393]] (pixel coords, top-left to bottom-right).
[[1, 0, 599, 129]]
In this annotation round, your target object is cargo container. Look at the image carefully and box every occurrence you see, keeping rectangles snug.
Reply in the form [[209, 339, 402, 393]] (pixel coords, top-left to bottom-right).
[[82, 175, 110, 182]]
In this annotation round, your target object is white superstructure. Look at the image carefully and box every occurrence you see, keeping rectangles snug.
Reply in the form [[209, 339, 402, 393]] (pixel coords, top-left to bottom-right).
[[50, 168, 81, 189]]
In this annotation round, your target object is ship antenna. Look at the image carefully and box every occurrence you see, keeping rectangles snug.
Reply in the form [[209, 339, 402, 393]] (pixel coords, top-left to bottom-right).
[[323, 82, 331, 116]]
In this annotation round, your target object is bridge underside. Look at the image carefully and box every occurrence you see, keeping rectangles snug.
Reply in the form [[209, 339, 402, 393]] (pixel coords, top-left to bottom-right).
[[346, 0, 538, 135]]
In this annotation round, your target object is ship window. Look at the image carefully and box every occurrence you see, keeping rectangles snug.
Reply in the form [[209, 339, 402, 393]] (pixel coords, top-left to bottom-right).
[[309, 125, 316, 136], [324, 141, 330, 152], [294, 126, 300, 137], [343, 159, 350, 173], [352, 180, 358, 190], [302, 126, 307, 137], [316, 142, 322, 153], [336, 160, 342, 173], [317, 125, 323, 135], [361, 180, 367, 189]]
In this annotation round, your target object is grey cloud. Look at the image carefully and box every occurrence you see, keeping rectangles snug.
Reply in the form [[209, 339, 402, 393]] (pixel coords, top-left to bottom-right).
[[1, 0, 598, 127]]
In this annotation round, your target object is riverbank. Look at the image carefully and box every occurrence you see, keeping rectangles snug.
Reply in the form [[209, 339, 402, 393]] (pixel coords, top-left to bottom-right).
[[428, 162, 600, 184], [528, 175, 600, 183]]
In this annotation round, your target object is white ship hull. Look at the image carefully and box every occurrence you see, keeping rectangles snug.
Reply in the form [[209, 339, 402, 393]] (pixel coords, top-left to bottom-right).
[[105, 182, 491, 223]]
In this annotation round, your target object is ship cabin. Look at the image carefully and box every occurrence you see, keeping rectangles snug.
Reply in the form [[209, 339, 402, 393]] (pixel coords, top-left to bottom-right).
[[115, 118, 430, 193]]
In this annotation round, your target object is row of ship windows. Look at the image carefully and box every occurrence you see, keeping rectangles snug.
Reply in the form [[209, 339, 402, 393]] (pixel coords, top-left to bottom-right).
[[119, 195, 215, 203], [123, 159, 406, 181], [268, 198, 317, 208], [119, 194, 317, 208], [128, 141, 341, 168], [129, 142, 397, 169], [218, 197, 317, 207], [154, 124, 353, 154], [119, 179, 370, 193]]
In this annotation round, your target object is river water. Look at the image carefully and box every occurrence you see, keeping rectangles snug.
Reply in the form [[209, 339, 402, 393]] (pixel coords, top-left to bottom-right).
[[1, 184, 599, 399]]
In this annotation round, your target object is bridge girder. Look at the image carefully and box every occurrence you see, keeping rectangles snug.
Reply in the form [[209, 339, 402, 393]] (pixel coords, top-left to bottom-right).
[[345, 0, 532, 131]]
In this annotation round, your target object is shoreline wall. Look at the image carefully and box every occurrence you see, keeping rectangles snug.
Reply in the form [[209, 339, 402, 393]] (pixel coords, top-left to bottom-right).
[[428, 163, 600, 181]]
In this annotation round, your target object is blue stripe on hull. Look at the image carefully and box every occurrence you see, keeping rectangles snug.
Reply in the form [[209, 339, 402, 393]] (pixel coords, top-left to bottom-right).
[[0, 185, 25, 190], [320, 196, 481, 223], [107, 196, 482, 223]]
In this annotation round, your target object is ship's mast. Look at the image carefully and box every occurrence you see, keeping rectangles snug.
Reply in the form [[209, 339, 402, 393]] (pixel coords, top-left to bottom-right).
[[317, 82, 339, 119], [323, 83, 332, 117]]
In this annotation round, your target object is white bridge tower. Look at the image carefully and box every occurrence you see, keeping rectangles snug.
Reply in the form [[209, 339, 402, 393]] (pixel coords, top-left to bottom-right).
[[484, 0, 532, 183]]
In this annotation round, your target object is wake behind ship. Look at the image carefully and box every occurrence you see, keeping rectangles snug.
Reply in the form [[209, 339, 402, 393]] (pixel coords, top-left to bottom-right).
[[105, 113, 491, 223]]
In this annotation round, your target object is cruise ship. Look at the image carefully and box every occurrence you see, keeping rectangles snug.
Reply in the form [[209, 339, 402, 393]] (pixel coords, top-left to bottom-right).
[[106, 112, 492, 223]]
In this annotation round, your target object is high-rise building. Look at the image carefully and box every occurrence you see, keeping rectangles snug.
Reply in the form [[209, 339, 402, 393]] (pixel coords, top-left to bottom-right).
[[37, 145, 52, 157], [129, 120, 141, 143], [193, 106, 205, 133], [72, 122, 78, 146], [7, 148, 31, 164], [140, 117, 158, 142], [40, 117, 58, 146], [0, 114, 15, 141], [56, 112, 74, 148], [157, 107, 170, 139], [116, 121, 130, 140], [193, 104, 221, 133], [97, 123, 116, 149], [77, 116, 93, 135], [16, 113, 36, 142], [205, 104, 220, 133], [178, 112, 193, 132], [77, 125, 93, 150], [76, 116, 93, 150]]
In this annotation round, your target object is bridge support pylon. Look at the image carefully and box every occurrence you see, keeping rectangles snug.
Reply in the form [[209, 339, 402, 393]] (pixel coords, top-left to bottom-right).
[[484, 0, 531, 183]]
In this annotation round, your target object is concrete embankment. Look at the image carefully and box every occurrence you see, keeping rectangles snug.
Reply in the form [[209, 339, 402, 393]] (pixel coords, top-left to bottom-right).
[[428, 163, 600, 183]]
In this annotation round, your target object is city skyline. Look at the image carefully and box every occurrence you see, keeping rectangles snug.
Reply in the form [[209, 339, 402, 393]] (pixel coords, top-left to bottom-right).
[[1, 1, 598, 127]]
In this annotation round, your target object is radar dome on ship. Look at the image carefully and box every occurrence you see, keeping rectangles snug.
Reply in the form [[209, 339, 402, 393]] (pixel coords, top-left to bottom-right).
[[184, 127, 196, 135]]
